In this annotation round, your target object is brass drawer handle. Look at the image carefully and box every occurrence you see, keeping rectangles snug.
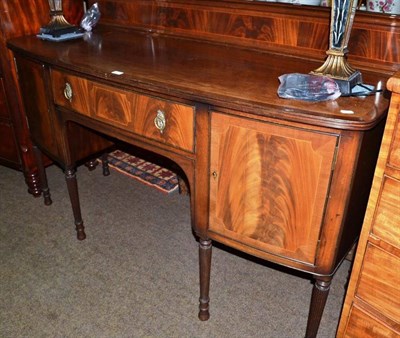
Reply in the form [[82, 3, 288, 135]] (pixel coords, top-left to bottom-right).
[[64, 82, 73, 102], [154, 109, 166, 134]]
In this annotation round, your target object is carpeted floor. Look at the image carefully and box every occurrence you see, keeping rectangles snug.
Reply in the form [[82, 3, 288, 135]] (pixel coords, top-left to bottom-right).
[[0, 164, 351, 337]]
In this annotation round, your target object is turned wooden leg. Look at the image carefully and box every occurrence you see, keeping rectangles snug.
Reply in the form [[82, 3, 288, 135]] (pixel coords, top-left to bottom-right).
[[305, 276, 332, 338], [24, 170, 41, 197], [101, 153, 110, 176], [198, 238, 212, 321], [84, 159, 99, 171], [32, 145, 52, 205], [65, 167, 86, 240]]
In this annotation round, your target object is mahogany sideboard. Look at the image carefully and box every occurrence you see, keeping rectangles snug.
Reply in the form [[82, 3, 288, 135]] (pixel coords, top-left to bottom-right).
[[0, 0, 83, 195], [7, 1, 400, 337], [337, 72, 400, 337]]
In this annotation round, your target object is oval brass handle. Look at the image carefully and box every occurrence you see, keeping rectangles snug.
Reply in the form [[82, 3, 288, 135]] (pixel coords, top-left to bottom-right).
[[154, 109, 166, 134], [63, 82, 73, 102]]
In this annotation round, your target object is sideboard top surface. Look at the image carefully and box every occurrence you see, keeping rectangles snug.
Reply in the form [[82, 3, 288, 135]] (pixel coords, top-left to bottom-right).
[[8, 25, 390, 130]]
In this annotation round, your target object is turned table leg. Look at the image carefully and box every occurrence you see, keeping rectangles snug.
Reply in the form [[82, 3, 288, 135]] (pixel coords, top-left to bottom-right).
[[84, 159, 99, 171], [32, 145, 52, 206], [24, 169, 41, 197], [65, 167, 86, 240], [101, 153, 110, 176], [198, 238, 212, 321], [84, 153, 110, 176], [305, 276, 332, 338]]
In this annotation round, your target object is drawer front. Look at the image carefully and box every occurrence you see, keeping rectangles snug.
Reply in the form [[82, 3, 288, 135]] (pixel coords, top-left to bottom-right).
[[51, 70, 195, 153], [344, 305, 399, 337], [357, 243, 400, 323], [372, 176, 400, 248]]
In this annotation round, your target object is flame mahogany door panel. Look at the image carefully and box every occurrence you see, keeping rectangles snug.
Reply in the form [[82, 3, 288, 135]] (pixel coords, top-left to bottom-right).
[[209, 112, 338, 265]]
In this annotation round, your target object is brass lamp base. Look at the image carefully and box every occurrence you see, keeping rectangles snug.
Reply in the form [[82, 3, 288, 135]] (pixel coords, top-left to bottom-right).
[[38, 0, 84, 41], [310, 49, 362, 95], [40, 12, 75, 34]]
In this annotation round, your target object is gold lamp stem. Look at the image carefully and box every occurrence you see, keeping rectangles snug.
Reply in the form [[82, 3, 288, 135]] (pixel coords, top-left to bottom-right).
[[311, 0, 362, 94]]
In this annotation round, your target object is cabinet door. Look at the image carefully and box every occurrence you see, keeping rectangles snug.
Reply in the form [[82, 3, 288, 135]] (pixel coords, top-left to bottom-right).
[[15, 56, 61, 159], [209, 112, 338, 264], [0, 78, 9, 118], [0, 120, 19, 165], [0, 77, 20, 166]]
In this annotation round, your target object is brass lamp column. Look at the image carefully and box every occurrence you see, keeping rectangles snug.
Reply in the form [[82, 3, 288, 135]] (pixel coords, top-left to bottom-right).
[[311, 0, 362, 95], [40, 0, 75, 34]]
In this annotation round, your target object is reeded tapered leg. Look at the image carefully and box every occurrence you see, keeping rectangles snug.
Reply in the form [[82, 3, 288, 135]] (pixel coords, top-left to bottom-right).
[[305, 276, 332, 338], [32, 145, 52, 206], [198, 238, 212, 321], [101, 153, 110, 176], [65, 167, 86, 240]]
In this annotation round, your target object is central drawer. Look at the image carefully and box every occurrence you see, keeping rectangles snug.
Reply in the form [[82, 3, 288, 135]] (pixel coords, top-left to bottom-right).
[[51, 69, 195, 153]]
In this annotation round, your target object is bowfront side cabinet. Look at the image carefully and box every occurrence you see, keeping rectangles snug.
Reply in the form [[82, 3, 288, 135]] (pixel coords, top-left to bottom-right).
[[8, 22, 389, 338], [337, 73, 400, 337]]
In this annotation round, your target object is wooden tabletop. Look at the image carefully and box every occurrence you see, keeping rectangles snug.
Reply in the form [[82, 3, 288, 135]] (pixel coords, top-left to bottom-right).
[[8, 25, 390, 130]]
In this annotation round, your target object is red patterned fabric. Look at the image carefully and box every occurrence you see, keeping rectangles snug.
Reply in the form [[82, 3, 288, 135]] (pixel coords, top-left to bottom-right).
[[102, 150, 179, 194]]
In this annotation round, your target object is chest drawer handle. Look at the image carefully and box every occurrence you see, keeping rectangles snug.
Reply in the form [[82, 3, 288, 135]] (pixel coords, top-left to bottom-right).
[[64, 82, 73, 102], [154, 109, 166, 134]]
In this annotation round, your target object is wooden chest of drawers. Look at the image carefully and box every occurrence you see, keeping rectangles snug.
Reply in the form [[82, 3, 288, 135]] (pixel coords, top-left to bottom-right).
[[337, 72, 400, 337]]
